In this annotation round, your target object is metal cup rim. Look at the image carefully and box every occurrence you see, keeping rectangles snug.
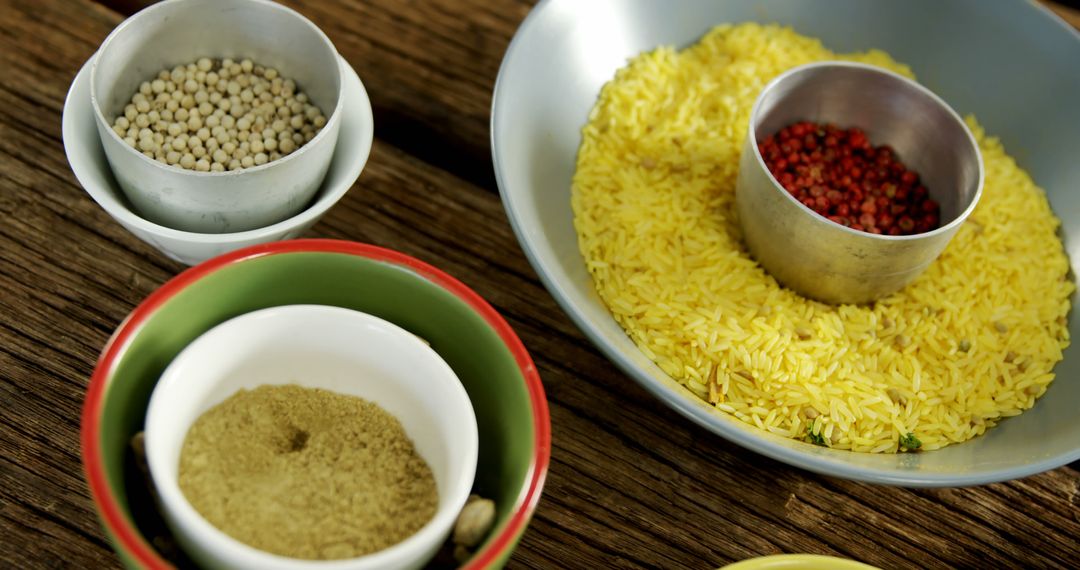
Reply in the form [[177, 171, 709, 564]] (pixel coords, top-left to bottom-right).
[[747, 60, 985, 243], [88, 0, 345, 179]]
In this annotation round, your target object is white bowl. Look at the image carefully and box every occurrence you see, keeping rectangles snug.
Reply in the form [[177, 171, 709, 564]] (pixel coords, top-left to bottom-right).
[[144, 304, 479, 570], [63, 54, 373, 265], [90, 0, 344, 233]]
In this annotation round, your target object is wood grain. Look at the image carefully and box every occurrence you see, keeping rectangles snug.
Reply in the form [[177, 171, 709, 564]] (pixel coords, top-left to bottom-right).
[[1044, 0, 1080, 30], [1, 0, 1078, 568]]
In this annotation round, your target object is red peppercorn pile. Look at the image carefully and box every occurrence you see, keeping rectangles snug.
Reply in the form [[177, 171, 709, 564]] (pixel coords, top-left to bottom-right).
[[757, 122, 940, 235]]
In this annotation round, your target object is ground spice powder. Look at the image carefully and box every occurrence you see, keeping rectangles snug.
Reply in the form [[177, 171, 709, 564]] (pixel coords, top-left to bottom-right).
[[178, 384, 438, 560]]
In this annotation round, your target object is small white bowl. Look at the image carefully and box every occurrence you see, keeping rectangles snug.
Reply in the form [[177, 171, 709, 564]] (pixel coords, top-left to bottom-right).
[[63, 53, 373, 265], [90, 0, 344, 233], [144, 304, 479, 570]]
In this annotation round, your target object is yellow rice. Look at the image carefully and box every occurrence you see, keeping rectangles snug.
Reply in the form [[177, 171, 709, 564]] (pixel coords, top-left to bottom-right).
[[571, 24, 1073, 452]]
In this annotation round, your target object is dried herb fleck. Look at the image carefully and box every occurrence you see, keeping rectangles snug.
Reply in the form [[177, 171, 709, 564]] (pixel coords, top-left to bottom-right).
[[806, 421, 827, 446], [899, 432, 922, 451]]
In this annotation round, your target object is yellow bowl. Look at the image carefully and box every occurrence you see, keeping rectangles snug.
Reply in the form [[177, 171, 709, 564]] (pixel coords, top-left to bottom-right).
[[722, 554, 881, 570]]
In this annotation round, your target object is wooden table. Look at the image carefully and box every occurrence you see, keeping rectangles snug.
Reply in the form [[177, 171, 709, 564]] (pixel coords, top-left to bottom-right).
[[2, 0, 1078, 568]]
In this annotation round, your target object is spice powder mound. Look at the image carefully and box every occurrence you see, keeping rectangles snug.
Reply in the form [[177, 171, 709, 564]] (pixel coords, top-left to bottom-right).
[[178, 384, 439, 560]]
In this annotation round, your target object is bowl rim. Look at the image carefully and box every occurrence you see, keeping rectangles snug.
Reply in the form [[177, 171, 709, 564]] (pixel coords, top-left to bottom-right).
[[88, 0, 346, 180], [747, 60, 984, 242], [721, 554, 881, 570], [63, 52, 374, 244], [490, 0, 1080, 487], [80, 239, 551, 569]]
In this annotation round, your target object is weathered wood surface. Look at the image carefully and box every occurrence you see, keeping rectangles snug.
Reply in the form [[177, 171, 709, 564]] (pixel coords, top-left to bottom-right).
[[1, 0, 1078, 568]]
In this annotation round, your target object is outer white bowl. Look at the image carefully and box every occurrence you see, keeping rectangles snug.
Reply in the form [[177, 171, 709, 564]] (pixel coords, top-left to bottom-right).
[[144, 304, 479, 570], [90, 0, 344, 233], [63, 53, 373, 265], [491, 0, 1080, 486]]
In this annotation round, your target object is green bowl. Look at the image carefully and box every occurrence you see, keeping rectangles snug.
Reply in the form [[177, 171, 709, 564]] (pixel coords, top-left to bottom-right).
[[80, 239, 550, 569]]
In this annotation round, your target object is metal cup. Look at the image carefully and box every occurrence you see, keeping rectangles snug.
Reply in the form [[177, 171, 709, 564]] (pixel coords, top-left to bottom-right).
[[736, 61, 983, 305], [90, 0, 344, 234]]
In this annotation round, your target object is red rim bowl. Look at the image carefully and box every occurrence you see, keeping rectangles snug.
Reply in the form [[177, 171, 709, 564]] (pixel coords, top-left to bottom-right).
[[80, 239, 551, 569]]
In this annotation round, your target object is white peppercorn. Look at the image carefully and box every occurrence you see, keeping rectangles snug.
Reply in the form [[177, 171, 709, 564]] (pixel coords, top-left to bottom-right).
[[111, 56, 326, 171]]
